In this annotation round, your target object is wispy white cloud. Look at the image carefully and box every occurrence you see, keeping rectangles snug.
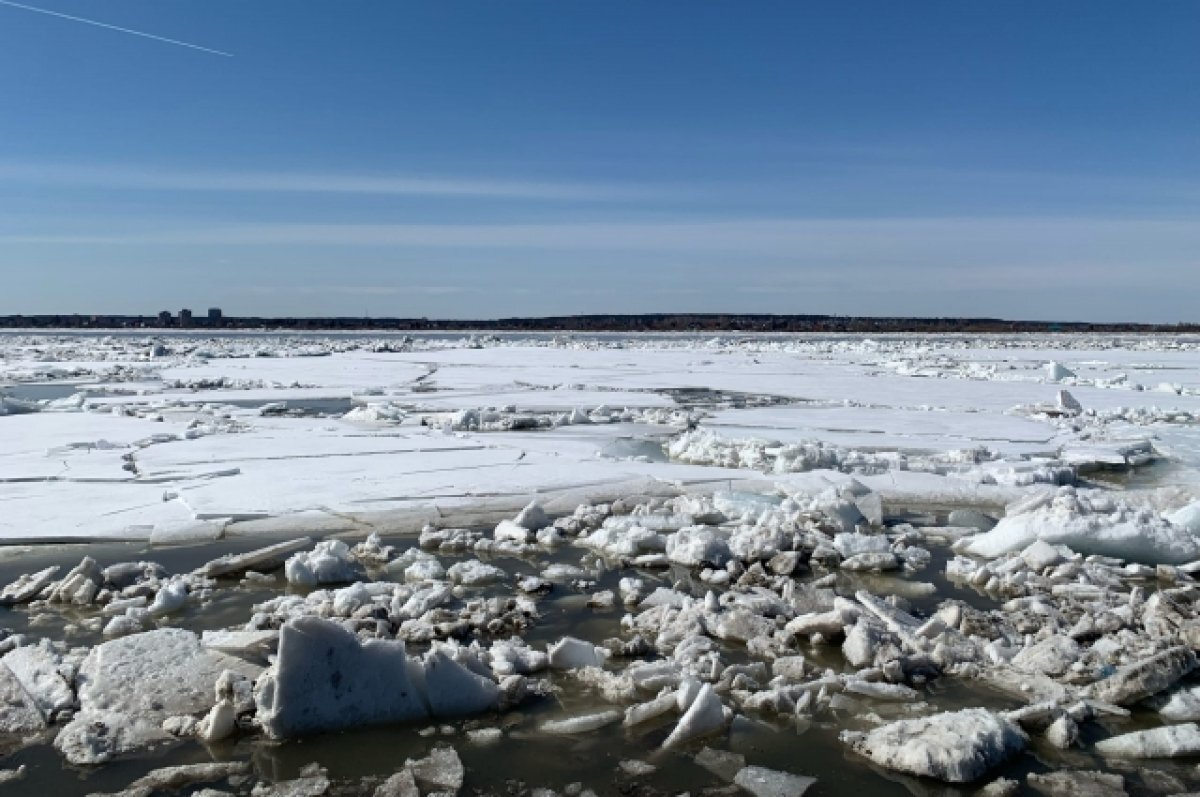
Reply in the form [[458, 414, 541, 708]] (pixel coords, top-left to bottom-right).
[[3, 216, 1196, 321], [243, 285, 465, 296], [0, 162, 658, 201], [6, 216, 1197, 271]]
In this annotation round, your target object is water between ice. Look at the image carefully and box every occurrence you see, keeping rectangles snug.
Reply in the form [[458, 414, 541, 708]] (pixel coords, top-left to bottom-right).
[[2, 526, 1194, 797]]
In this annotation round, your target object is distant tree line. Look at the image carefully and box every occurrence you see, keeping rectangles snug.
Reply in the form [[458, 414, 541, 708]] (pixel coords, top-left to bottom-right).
[[0, 313, 1196, 334]]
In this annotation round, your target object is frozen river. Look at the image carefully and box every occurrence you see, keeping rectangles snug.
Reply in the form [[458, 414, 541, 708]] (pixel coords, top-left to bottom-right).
[[2, 331, 1200, 795]]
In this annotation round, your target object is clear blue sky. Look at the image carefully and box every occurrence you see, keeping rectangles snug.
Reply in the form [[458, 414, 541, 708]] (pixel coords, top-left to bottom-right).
[[0, 1, 1197, 321]]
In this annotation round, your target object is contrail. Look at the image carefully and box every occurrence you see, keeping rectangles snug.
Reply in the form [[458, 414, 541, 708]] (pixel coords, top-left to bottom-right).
[[0, 0, 232, 56]]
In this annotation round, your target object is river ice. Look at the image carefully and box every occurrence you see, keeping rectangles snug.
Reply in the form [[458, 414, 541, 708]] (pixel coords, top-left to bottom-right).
[[4, 332, 1200, 544], [4, 331, 1200, 794]]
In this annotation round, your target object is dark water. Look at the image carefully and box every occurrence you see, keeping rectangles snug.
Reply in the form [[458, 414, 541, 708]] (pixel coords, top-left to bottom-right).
[[1086, 457, 1193, 490], [216, 397, 357, 417], [0, 383, 87, 403]]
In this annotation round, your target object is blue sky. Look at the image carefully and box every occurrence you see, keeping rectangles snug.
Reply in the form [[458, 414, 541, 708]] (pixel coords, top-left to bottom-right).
[[0, 1, 1197, 321]]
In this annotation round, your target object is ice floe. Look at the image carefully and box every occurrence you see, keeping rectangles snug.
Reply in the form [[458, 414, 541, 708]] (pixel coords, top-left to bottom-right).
[[841, 709, 1028, 782]]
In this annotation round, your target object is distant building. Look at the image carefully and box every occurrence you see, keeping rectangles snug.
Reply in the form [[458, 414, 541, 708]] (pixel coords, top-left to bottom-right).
[[157, 310, 172, 327], [207, 308, 223, 326], [179, 309, 193, 328]]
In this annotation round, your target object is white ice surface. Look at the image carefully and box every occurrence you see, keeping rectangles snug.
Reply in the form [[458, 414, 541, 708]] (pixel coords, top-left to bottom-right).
[[158, 353, 430, 392], [7, 333, 1200, 542], [841, 708, 1028, 782]]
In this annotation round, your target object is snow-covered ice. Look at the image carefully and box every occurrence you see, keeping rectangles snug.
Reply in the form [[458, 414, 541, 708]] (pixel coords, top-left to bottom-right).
[[5, 331, 1200, 543], [4, 331, 1200, 793], [841, 709, 1028, 782], [1095, 723, 1200, 758]]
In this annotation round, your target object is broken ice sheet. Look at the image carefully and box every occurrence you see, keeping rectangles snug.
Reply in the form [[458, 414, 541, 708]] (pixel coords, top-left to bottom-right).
[[3, 332, 1200, 794]]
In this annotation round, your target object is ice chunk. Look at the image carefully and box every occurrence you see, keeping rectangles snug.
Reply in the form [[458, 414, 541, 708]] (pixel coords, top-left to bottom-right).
[[330, 582, 373, 616], [666, 526, 731, 568], [1027, 771, 1125, 796], [547, 637, 607, 670], [422, 649, 500, 717], [104, 561, 166, 589], [446, 560, 507, 586], [624, 691, 678, 726], [843, 680, 920, 702], [842, 621, 891, 668], [77, 628, 259, 718], [734, 766, 816, 797], [1146, 684, 1200, 721], [1168, 501, 1200, 534], [663, 683, 726, 748], [201, 630, 280, 659], [1045, 362, 1076, 381], [385, 549, 445, 583], [1011, 636, 1080, 678], [197, 696, 237, 743], [1020, 540, 1066, 571], [1056, 389, 1083, 415], [968, 490, 1200, 565], [1044, 714, 1079, 749], [619, 759, 657, 777], [2, 640, 75, 721], [284, 540, 365, 586], [487, 639, 547, 677], [540, 709, 622, 734], [840, 709, 1027, 783], [466, 727, 502, 746], [54, 709, 170, 765], [1085, 646, 1197, 706], [201, 537, 313, 577], [376, 768, 419, 797], [514, 501, 550, 531], [814, 497, 865, 534], [854, 492, 884, 526], [47, 556, 102, 605], [711, 607, 774, 643], [833, 533, 890, 558], [255, 616, 428, 738], [0, 662, 44, 733], [787, 610, 849, 638], [102, 611, 150, 638], [93, 762, 250, 794], [408, 745, 465, 793], [840, 552, 900, 571], [677, 677, 703, 711], [494, 519, 531, 544], [638, 587, 688, 609], [0, 566, 59, 605], [344, 402, 406, 424], [255, 773, 331, 797], [1095, 723, 1200, 758], [148, 576, 189, 616]]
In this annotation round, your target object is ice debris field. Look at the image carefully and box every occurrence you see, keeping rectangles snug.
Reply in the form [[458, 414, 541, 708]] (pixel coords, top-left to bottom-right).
[[3, 331, 1200, 795]]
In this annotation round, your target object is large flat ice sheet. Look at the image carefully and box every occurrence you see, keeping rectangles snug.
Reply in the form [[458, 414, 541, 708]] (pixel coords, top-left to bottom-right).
[[5, 332, 1200, 543]]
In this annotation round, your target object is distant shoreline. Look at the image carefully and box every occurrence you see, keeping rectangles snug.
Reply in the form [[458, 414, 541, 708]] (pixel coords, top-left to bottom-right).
[[0, 313, 1197, 334]]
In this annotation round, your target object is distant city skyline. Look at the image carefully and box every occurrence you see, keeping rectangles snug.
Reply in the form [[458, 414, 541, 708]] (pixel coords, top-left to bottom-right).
[[1, 1, 1197, 322]]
